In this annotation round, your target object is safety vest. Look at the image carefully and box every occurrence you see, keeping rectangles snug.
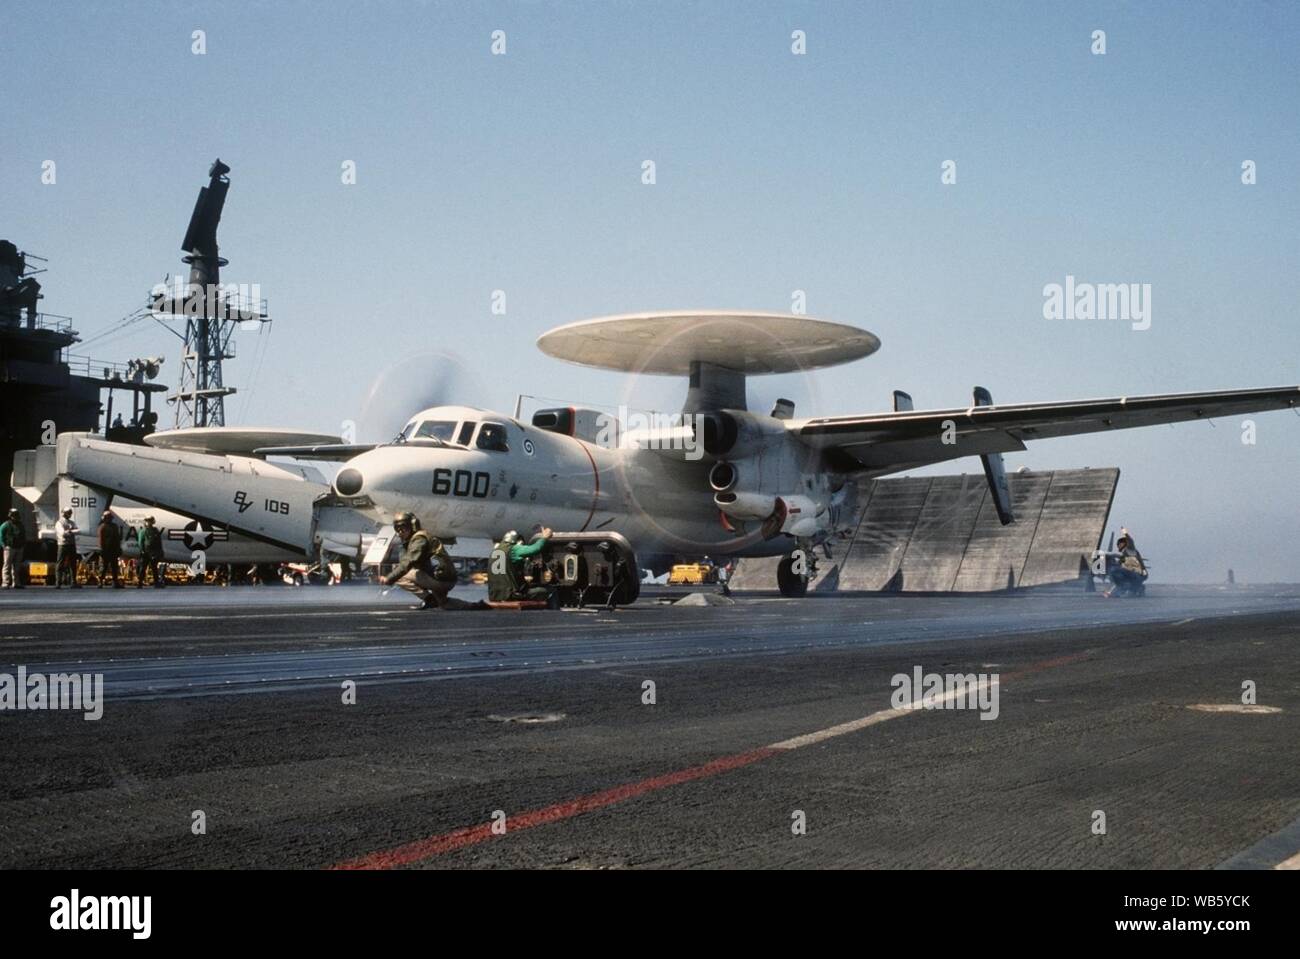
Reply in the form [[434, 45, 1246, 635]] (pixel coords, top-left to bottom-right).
[[138, 526, 163, 559], [429, 537, 457, 582], [487, 542, 527, 601]]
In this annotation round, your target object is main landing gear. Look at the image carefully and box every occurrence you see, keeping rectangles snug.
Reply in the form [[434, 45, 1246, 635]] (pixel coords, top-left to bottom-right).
[[776, 546, 815, 598]]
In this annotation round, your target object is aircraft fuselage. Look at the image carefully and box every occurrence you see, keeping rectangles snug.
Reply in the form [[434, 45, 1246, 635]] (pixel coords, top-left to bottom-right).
[[336, 406, 836, 563]]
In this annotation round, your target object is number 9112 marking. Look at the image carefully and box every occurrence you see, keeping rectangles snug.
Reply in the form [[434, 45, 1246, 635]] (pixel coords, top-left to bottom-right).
[[432, 468, 491, 498]]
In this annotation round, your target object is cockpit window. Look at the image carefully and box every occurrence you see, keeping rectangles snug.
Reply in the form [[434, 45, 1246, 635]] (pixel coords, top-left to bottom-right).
[[456, 421, 475, 447], [476, 423, 509, 452], [393, 419, 458, 446], [415, 420, 457, 442]]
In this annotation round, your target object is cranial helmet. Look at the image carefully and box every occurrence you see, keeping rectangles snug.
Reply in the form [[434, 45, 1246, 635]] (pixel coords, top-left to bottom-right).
[[501, 530, 520, 546], [393, 511, 421, 532]]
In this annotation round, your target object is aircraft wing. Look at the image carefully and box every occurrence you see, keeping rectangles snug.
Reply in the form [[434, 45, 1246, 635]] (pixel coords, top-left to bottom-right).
[[254, 443, 377, 461], [791, 385, 1300, 473]]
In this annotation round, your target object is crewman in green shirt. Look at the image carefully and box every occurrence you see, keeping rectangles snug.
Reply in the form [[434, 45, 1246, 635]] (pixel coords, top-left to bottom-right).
[[136, 516, 166, 588], [488, 526, 554, 603]]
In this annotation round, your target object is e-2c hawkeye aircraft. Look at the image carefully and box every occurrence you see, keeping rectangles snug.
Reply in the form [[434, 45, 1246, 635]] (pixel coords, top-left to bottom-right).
[[51, 311, 1299, 596]]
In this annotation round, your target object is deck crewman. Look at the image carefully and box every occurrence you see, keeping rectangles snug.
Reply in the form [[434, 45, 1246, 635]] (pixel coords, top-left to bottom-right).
[[54, 508, 80, 588], [488, 527, 554, 603], [97, 511, 123, 588], [136, 516, 166, 588], [1, 508, 26, 589], [383, 512, 484, 610]]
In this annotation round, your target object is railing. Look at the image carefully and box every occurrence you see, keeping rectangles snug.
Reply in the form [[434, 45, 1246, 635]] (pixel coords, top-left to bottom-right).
[[1, 312, 77, 334], [64, 354, 160, 385], [220, 291, 269, 324]]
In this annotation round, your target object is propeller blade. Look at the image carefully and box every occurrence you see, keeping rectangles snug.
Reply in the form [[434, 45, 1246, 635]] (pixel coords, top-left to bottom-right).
[[357, 350, 486, 442]]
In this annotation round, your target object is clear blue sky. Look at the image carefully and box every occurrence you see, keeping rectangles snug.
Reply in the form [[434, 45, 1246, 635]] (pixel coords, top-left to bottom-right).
[[4, 1, 1298, 580]]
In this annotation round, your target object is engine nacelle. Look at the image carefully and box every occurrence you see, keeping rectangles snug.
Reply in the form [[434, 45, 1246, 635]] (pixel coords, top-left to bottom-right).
[[708, 460, 738, 492], [778, 494, 828, 538], [713, 490, 829, 537], [704, 426, 835, 538], [698, 410, 787, 459], [713, 489, 777, 520]]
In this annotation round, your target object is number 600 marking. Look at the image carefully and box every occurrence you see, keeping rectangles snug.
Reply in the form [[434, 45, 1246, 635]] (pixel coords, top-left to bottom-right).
[[432, 468, 490, 498]]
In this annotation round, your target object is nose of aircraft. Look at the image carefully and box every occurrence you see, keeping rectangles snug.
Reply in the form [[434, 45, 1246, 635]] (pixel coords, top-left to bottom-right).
[[332, 448, 405, 501], [334, 446, 462, 507], [334, 466, 364, 496]]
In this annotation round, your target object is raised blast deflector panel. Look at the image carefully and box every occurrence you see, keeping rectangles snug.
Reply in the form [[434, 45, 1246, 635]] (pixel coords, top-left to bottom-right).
[[950, 471, 1052, 591], [835, 476, 931, 590], [846, 468, 1116, 592], [1018, 469, 1119, 587], [897, 475, 988, 591], [730, 467, 1118, 593]]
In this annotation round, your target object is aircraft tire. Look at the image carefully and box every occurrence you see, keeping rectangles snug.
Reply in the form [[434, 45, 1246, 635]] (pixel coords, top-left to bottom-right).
[[777, 554, 808, 598]]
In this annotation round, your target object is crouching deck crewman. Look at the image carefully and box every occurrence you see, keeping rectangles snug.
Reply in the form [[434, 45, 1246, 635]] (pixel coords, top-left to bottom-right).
[[383, 511, 484, 610], [1106, 531, 1148, 597]]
